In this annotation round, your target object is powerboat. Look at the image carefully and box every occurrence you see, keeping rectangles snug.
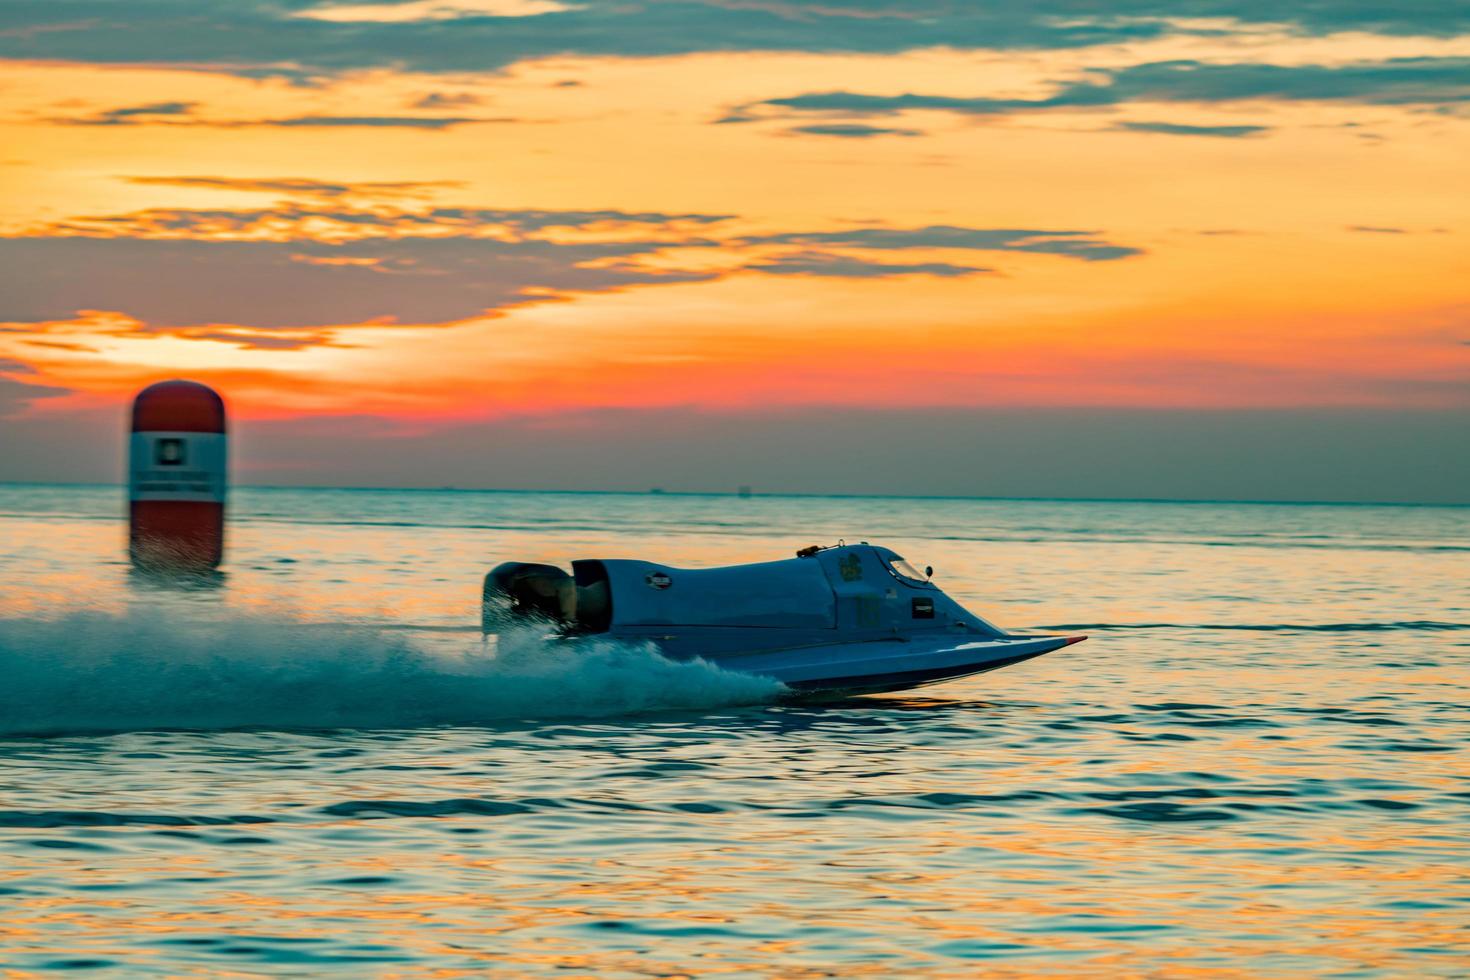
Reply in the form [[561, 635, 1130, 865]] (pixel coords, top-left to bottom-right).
[[481, 543, 1084, 697]]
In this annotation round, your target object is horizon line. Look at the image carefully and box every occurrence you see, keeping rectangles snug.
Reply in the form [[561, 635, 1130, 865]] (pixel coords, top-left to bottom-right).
[[2, 480, 1465, 509]]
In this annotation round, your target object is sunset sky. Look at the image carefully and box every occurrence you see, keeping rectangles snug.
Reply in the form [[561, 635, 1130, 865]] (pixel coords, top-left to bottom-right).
[[1, 1, 1467, 501]]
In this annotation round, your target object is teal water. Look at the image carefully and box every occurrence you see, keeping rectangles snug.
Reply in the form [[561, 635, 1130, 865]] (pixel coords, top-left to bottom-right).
[[0, 485, 1467, 976]]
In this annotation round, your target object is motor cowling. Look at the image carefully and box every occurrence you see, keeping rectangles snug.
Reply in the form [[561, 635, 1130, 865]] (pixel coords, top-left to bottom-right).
[[481, 560, 612, 635], [482, 562, 572, 633]]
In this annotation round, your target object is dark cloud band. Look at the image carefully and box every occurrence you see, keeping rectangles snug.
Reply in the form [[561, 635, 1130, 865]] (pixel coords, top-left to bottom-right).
[[2, 2, 1468, 79], [1112, 121, 1270, 137], [0, 199, 1141, 341], [729, 56, 1470, 129]]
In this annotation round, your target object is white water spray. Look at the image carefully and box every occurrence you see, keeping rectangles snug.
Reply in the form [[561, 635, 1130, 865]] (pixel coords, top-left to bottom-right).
[[0, 609, 783, 736]]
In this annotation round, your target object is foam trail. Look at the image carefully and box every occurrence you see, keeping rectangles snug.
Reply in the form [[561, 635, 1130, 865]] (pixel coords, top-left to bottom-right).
[[0, 609, 783, 737]]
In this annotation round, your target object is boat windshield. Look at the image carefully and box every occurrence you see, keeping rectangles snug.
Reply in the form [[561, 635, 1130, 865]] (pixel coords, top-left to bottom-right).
[[885, 555, 931, 586]]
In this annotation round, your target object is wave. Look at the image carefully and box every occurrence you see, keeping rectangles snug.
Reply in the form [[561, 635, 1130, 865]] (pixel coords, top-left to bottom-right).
[[0, 810, 275, 828], [0, 610, 782, 737], [1034, 621, 1470, 633]]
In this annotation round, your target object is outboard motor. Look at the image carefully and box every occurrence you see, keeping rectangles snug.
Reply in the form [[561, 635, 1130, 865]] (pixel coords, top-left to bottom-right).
[[481, 560, 613, 635], [482, 562, 572, 633]]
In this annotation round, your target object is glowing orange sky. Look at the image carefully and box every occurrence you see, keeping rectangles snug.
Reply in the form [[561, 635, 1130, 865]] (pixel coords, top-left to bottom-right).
[[1, 2, 1467, 430]]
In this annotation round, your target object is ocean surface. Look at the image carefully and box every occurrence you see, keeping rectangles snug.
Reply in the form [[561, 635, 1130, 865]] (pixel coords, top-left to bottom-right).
[[0, 484, 1466, 977]]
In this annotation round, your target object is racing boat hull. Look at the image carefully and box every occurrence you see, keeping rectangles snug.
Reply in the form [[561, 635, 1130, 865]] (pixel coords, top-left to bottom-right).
[[703, 633, 1085, 696]]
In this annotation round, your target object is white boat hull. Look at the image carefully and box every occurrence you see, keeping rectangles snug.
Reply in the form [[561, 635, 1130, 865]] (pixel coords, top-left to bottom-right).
[[700, 633, 1083, 696]]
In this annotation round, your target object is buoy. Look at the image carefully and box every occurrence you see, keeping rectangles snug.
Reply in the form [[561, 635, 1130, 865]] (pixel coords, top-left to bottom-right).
[[128, 381, 227, 571]]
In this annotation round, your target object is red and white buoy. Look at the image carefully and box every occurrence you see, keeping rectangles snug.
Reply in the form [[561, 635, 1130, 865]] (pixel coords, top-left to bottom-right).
[[128, 381, 227, 571]]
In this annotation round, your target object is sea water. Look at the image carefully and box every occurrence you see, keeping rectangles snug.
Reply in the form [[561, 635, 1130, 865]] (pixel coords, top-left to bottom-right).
[[0, 485, 1466, 976]]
